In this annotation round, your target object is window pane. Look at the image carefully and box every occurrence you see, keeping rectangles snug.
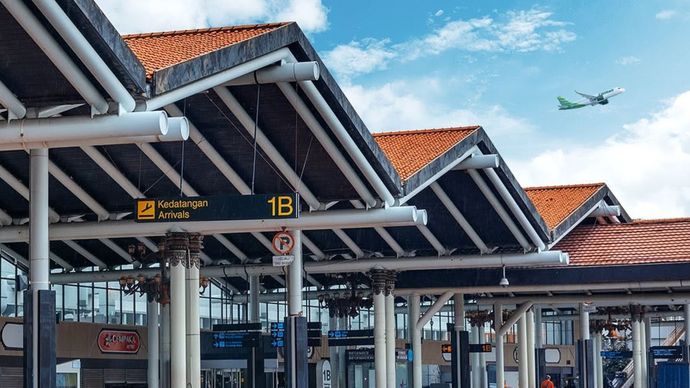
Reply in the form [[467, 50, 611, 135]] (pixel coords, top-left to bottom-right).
[[135, 292, 147, 326], [122, 292, 134, 325], [63, 285, 77, 321], [79, 285, 93, 322], [54, 285, 63, 320], [108, 288, 121, 324]]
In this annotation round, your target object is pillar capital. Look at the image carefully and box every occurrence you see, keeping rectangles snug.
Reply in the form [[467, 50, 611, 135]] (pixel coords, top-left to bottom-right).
[[369, 269, 396, 295]]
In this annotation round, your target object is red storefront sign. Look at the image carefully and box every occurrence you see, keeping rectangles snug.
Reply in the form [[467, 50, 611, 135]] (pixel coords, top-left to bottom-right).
[[97, 330, 140, 354]]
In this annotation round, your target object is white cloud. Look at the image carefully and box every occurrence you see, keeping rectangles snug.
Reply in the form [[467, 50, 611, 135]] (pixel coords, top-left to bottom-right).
[[616, 56, 641, 66], [95, 0, 328, 34], [435, 9, 445, 17], [511, 90, 690, 219], [324, 8, 575, 79], [656, 9, 678, 20], [322, 39, 396, 81], [342, 79, 534, 137]]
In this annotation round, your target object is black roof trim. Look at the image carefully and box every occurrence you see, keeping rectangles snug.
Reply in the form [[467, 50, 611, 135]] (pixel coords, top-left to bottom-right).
[[56, 0, 148, 94]]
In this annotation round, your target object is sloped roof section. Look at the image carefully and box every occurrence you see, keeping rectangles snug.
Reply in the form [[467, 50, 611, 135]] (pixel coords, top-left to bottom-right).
[[525, 183, 605, 230], [123, 23, 289, 79], [372, 127, 479, 182], [555, 218, 690, 266]]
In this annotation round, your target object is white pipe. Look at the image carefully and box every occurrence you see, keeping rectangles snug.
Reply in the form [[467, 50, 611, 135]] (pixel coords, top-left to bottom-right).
[[30, 148, 49, 388], [430, 182, 490, 253], [144, 48, 292, 111], [526, 308, 536, 388], [296, 79, 396, 207], [484, 168, 546, 251], [517, 313, 528, 388], [226, 62, 320, 85], [418, 291, 454, 329], [147, 300, 159, 388], [632, 318, 642, 388], [455, 154, 499, 170], [170, 262, 186, 388], [32, 0, 136, 111], [277, 82, 377, 208], [374, 290, 387, 388], [186, 266, 200, 388], [0, 0, 109, 114], [590, 204, 621, 218], [467, 169, 531, 250], [495, 304, 505, 388], [0, 112, 168, 146], [249, 275, 260, 323], [0, 206, 425, 242], [49, 251, 567, 283], [385, 292, 396, 388], [213, 86, 322, 210], [409, 294, 422, 388], [288, 230, 303, 315], [0, 79, 26, 119]]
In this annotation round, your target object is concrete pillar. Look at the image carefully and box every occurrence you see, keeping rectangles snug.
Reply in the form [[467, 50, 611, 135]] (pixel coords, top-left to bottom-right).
[[147, 300, 159, 388], [249, 275, 260, 323], [534, 307, 543, 385], [160, 303, 170, 388], [453, 294, 465, 388], [170, 261, 186, 388], [409, 294, 422, 388], [338, 316, 348, 388], [385, 277, 397, 388], [478, 324, 487, 388], [372, 270, 387, 388], [632, 313, 643, 388], [580, 303, 590, 341], [642, 317, 651, 388], [685, 304, 690, 342], [29, 148, 51, 388], [494, 304, 504, 388], [329, 315, 339, 388], [517, 313, 528, 388], [186, 260, 201, 388], [526, 309, 536, 388], [286, 229, 304, 388]]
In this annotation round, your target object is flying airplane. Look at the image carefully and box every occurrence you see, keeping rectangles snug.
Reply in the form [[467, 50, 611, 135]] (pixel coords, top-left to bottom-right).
[[557, 87, 625, 110]]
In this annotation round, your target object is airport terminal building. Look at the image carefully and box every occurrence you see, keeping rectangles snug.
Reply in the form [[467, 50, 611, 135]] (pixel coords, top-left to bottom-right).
[[1, 2, 690, 388]]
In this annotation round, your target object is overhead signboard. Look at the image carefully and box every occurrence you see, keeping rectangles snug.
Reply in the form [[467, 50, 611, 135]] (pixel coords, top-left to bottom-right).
[[328, 329, 374, 346], [212, 331, 261, 349], [97, 330, 140, 354], [600, 350, 633, 359], [270, 322, 322, 348], [650, 346, 684, 359], [441, 343, 492, 354], [135, 193, 299, 222]]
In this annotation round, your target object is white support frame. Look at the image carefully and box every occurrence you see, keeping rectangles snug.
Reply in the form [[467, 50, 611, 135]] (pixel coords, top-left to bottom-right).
[[63, 239, 107, 269], [0, 79, 26, 119], [430, 182, 491, 253]]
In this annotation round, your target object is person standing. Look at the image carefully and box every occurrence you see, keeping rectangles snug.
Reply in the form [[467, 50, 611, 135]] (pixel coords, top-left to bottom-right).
[[540, 375, 555, 388]]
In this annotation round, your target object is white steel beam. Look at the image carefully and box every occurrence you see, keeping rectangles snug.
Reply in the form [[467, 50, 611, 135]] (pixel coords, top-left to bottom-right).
[[430, 182, 491, 253], [0, 79, 26, 119], [417, 225, 447, 255], [332, 229, 365, 258], [225, 62, 320, 86], [63, 239, 106, 269], [0, 0, 109, 114], [277, 82, 377, 208], [213, 86, 322, 210], [467, 169, 531, 250], [351, 200, 404, 256]]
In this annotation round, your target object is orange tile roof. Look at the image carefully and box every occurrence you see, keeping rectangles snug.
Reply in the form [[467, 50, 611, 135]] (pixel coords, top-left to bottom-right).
[[373, 127, 479, 181], [122, 23, 289, 79], [524, 183, 605, 230], [554, 218, 690, 266]]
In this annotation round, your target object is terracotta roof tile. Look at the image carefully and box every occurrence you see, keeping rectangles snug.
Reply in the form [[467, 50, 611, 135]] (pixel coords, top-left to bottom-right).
[[122, 23, 289, 79], [524, 183, 605, 230], [372, 127, 479, 181], [554, 218, 690, 266]]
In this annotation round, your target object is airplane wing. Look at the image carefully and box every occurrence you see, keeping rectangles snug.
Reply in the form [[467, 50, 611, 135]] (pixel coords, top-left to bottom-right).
[[575, 90, 597, 100]]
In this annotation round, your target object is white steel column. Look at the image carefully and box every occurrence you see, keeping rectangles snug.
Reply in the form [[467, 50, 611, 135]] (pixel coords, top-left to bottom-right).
[[632, 315, 643, 388], [580, 303, 591, 341], [288, 230, 303, 316], [526, 308, 536, 388], [494, 304, 504, 388], [386, 290, 396, 388], [186, 265, 200, 388], [517, 314, 528, 388], [686, 304, 690, 342], [641, 317, 650, 388], [453, 294, 465, 387], [160, 304, 171, 388], [329, 316, 339, 388], [147, 300, 160, 388], [338, 316, 348, 388], [471, 325, 481, 388], [594, 332, 604, 388], [249, 275, 260, 323], [409, 294, 422, 388], [29, 148, 50, 388], [478, 324, 487, 388], [170, 260, 187, 388], [372, 269, 387, 388]]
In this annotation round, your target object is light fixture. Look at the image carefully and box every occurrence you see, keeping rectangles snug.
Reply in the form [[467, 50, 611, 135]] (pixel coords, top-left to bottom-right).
[[499, 265, 509, 287]]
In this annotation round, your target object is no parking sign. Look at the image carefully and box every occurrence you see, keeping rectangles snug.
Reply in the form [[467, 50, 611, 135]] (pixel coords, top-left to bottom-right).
[[272, 231, 295, 254]]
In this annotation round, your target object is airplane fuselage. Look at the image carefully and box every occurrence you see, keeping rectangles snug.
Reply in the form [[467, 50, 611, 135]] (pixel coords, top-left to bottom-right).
[[557, 87, 625, 110]]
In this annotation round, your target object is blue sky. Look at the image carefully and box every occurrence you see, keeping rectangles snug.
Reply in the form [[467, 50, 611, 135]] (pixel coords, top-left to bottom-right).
[[98, 0, 690, 218]]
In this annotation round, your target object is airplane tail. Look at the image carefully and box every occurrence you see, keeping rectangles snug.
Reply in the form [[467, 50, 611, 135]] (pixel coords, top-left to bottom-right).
[[557, 96, 576, 108]]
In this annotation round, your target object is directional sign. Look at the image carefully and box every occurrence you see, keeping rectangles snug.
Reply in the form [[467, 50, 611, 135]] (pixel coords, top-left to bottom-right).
[[328, 329, 374, 346], [600, 351, 633, 359], [211, 331, 261, 348], [135, 193, 299, 222], [272, 231, 295, 254], [442, 343, 492, 354], [650, 346, 684, 359]]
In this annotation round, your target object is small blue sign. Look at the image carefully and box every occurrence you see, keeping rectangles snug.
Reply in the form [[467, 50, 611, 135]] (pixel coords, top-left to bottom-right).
[[600, 351, 633, 359]]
